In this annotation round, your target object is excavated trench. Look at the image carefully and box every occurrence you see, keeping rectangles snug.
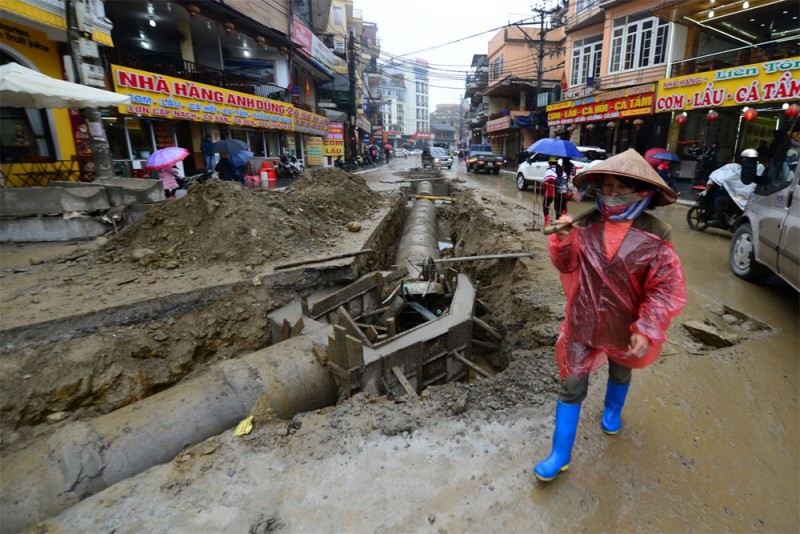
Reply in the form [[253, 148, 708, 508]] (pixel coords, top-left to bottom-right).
[[0, 175, 509, 532]]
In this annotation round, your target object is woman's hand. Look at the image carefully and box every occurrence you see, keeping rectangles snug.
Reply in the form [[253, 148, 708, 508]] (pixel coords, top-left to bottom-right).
[[553, 214, 575, 240], [625, 333, 650, 358]]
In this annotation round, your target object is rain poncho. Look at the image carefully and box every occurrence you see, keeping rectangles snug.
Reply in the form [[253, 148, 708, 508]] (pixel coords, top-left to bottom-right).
[[158, 166, 180, 191], [548, 212, 686, 378]]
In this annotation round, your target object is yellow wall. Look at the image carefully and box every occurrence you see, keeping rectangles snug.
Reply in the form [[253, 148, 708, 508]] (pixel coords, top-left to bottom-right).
[[0, 19, 76, 165]]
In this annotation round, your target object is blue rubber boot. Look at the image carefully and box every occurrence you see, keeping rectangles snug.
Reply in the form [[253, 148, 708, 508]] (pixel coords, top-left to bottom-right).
[[601, 379, 630, 435], [534, 400, 581, 482]]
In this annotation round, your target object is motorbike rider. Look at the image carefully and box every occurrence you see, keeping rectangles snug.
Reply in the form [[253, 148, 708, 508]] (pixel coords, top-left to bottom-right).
[[707, 148, 762, 228]]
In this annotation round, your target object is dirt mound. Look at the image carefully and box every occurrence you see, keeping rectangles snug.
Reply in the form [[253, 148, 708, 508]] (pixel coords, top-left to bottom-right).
[[99, 169, 381, 269]]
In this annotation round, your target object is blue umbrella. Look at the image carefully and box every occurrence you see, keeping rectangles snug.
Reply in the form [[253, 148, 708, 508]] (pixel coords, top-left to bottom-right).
[[651, 151, 681, 162], [526, 138, 583, 159], [229, 150, 253, 168], [212, 138, 249, 153]]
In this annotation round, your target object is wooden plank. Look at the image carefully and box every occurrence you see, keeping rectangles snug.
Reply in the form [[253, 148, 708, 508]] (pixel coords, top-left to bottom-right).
[[379, 295, 406, 326], [333, 326, 349, 369], [310, 272, 382, 318], [300, 296, 310, 316], [386, 317, 397, 337], [450, 351, 492, 379], [365, 325, 379, 343], [289, 316, 304, 337], [473, 316, 502, 341], [327, 334, 340, 366], [382, 267, 407, 286], [281, 319, 290, 341], [391, 366, 418, 398], [274, 248, 372, 270], [336, 306, 373, 348], [345, 334, 364, 367], [433, 252, 534, 264]]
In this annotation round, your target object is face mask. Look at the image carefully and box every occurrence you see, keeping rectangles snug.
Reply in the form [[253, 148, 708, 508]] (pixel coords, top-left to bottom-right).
[[596, 190, 654, 221]]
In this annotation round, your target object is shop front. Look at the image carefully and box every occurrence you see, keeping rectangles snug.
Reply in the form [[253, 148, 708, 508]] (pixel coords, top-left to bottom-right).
[[109, 65, 328, 178], [546, 84, 662, 155], [655, 57, 800, 176], [0, 19, 97, 184], [486, 116, 518, 162]]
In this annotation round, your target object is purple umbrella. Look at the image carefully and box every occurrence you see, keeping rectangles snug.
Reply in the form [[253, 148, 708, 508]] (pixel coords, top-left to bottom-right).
[[145, 146, 189, 170]]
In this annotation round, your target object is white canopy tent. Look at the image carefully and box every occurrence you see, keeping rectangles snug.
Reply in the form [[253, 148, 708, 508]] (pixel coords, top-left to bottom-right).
[[0, 62, 130, 109]]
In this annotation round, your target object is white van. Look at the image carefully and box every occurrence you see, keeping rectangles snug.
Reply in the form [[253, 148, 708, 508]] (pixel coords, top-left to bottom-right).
[[729, 130, 799, 291]]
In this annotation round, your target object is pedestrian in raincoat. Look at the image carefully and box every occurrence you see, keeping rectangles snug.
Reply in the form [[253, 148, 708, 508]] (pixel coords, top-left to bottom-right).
[[542, 157, 570, 226], [159, 165, 180, 198], [534, 149, 687, 482]]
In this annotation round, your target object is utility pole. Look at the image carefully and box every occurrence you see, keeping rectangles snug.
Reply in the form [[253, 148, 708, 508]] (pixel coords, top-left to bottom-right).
[[66, 0, 114, 179], [529, 4, 563, 139], [347, 29, 358, 158]]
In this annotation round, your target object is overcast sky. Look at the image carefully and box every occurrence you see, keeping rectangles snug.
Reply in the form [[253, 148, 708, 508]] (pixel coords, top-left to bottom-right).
[[357, 1, 556, 108]]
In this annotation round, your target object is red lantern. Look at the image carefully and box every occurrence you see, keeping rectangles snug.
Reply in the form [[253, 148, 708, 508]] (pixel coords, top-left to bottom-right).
[[633, 118, 644, 129], [743, 108, 758, 121], [706, 110, 719, 122], [785, 104, 800, 119], [674, 114, 687, 125]]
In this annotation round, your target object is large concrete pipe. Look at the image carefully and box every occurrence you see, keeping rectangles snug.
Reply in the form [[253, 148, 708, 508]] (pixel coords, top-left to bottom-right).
[[1, 320, 337, 533], [395, 181, 440, 277]]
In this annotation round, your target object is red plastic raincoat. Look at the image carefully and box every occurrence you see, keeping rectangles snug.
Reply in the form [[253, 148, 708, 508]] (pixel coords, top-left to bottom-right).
[[548, 214, 687, 378]]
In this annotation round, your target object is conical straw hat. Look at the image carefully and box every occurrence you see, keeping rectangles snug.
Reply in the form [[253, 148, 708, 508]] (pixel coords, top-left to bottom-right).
[[573, 148, 677, 206]]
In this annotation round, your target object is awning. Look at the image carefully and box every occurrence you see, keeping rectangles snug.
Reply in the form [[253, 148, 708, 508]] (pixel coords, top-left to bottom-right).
[[0, 63, 131, 109]]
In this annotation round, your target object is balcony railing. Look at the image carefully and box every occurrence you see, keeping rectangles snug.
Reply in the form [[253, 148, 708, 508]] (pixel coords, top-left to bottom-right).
[[670, 39, 799, 77], [105, 47, 286, 101]]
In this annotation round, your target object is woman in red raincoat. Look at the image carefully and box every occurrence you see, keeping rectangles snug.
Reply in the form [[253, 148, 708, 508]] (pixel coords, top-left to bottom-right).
[[534, 149, 687, 482]]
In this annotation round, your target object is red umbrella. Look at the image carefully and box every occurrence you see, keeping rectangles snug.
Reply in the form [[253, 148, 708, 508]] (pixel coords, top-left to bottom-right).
[[145, 146, 189, 170], [644, 148, 669, 169], [384, 144, 393, 150]]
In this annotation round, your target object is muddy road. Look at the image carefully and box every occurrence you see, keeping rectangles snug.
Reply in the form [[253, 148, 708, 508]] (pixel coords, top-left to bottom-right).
[[2, 159, 798, 533]]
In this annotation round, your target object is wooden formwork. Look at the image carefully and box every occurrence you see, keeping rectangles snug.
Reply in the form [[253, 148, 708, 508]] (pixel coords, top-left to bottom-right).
[[313, 272, 476, 400]]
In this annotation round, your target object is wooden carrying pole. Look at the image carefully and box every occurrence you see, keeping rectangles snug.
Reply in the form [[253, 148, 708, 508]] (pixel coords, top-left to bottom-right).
[[542, 207, 597, 236]]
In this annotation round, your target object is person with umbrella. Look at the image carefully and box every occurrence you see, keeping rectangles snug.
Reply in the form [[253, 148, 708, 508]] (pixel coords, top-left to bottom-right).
[[215, 153, 245, 185], [145, 146, 190, 198], [533, 149, 687, 482]]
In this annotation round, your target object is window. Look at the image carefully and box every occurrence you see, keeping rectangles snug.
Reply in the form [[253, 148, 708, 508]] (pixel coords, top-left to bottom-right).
[[570, 34, 602, 86], [575, 0, 598, 14], [0, 106, 55, 162], [491, 55, 504, 81], [609, 12, 669, 73]]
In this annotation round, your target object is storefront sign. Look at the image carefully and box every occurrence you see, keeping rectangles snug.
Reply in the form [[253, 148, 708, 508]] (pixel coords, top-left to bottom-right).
[[546, 84, 655, 126], [413, 132, 432, 139], [293, 107, 330, 136], [305, 136, 324, 166], [292, 16, 334, 76], [323, 122, 344, 157], [111, 65, 294, 131], [655, 58, 800, 112], [486, 116, 511, 132]]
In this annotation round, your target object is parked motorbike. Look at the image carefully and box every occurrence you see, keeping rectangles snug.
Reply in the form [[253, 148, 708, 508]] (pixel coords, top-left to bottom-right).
[[176, 169, 213, 190], [277, 155, 303, 179]]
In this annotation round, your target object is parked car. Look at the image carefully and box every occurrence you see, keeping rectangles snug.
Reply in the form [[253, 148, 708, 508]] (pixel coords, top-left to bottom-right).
[[729, 133, 799, 291], [422, 147, 453, 169], [515, 146, 607, 191], [394, 148, 408, 158]]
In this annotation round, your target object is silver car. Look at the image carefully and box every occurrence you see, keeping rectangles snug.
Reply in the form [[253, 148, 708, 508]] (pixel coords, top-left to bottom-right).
[[515, 146, 607, 191], [729, 141, 799, 291]]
